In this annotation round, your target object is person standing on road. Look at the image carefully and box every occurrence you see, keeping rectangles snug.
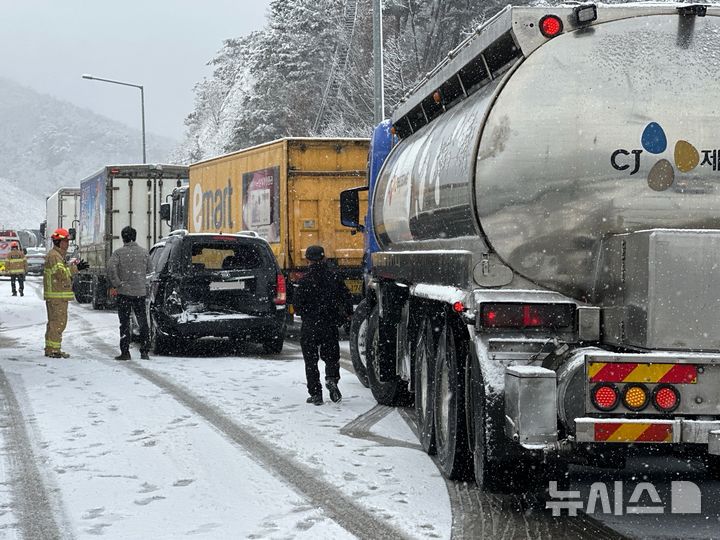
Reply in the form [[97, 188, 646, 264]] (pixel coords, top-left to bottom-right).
[[293, 245, 353, 405], [44, 228, 87, 358], [107, 226, 150, 361], [7, 242, 27, 297]]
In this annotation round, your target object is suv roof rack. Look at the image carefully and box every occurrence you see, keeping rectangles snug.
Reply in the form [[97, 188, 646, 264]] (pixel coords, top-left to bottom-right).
[[236, 230, 260, 238], [169, 229, 188, 236]]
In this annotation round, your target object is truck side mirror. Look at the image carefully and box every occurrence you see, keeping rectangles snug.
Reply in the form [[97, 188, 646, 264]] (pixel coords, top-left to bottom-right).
[[68, 228, 77, 241], [340, 187, 366, 231], [40, 221, 46, 237], [159, 202, 171, 222]]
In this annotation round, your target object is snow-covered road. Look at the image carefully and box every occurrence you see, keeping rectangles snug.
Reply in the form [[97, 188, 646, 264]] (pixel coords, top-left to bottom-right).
[[1, 277, 718, 539], [0, 277, 449, 539]]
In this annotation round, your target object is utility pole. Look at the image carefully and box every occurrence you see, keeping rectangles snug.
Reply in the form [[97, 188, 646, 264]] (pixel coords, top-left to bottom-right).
[[373, 0, 385, 124]]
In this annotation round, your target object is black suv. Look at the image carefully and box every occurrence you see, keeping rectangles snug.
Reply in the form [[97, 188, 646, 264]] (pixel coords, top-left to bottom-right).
[[146, 232, 287, 354]]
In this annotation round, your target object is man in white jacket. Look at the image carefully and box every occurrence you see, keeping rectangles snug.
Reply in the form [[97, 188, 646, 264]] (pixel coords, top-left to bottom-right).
[[107, 226, 150, 360]]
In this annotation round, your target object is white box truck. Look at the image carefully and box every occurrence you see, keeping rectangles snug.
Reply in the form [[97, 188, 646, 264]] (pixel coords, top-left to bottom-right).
[[44, 187, 81, 251], [73, 164, 189, 308]]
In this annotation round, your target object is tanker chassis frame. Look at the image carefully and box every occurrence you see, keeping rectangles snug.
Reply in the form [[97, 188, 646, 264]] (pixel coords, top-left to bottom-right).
[[345, 3, 720, 490]]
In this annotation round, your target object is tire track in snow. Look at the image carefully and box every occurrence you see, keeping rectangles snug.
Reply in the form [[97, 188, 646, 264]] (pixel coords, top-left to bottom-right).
[[339, 404, 422, 450], [0, 368, 70, 540], [78, 331, 411, 540]]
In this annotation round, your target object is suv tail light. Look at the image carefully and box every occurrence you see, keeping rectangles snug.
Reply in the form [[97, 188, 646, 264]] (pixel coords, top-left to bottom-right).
[[479, 303, 574, 330], [274, 273, 286, 305]]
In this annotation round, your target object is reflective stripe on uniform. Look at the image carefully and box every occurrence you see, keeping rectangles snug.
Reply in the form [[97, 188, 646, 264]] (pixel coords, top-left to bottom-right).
[[45, 340, 62, 348], [45, 292, 74, 299]]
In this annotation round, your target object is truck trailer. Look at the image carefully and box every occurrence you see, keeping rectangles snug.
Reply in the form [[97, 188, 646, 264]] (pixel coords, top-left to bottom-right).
[[73, 164, 189, 308], [187, 138, 369, 304], [341, 3, 720, 489], [44, 187, 80, 251]]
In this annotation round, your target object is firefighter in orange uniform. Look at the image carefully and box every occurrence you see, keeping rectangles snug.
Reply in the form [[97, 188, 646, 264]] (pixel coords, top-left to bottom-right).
[[43, 228, 87, 358], [6, 241, 27, 296]]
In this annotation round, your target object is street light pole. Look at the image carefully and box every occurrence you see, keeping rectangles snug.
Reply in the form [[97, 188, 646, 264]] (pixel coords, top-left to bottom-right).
[[373, 0, 385, 124], [82, 74, 146, 164]]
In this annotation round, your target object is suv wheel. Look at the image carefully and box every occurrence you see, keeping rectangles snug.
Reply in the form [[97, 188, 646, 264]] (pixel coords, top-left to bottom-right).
[[262, 331, 284, 354], [150, 314, 172, 355]]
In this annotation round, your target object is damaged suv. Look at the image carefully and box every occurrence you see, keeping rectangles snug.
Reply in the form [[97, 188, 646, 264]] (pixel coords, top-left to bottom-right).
[[146, 231, 287, 354]]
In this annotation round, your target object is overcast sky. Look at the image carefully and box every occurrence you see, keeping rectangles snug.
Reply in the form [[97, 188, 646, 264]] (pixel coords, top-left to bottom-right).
[[0, 0, 272, 140]]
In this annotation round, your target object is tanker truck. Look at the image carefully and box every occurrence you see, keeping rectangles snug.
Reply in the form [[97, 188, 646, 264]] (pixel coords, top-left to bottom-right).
[[340, 3, 720, 489]]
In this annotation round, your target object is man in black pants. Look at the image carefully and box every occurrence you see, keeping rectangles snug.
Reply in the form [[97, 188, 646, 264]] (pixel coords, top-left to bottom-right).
[[294, 245, 353, 405], [107, 226, 150, 360]]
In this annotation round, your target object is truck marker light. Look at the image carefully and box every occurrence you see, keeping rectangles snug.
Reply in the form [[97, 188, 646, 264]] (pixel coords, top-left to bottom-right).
[[653, 384, 680, 412], [573, 4, 597, 25], [452, 301, 465, 313], [592, 383, 619, 411], [622, 384, 649, 411], [539, 15, 563, 38], [274, 274, 287, 305]]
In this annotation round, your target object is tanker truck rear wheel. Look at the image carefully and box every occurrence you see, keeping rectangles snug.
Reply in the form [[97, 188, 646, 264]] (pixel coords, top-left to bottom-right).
[[703, 454, 720, 481], [433, 315, 472, 479], [469, 358, 511, 491], [349, 299, 371, 388], [414, 316, 437, 455], [365, 305, 411, 406]]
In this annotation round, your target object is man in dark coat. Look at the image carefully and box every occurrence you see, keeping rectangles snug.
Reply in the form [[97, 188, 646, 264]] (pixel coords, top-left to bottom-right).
[[294, 245, 353, 405], [107, 226, 150, 360]]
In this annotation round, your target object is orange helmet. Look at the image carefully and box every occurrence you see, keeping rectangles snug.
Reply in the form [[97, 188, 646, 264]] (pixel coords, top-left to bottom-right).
[[51, 228, 70, 240]]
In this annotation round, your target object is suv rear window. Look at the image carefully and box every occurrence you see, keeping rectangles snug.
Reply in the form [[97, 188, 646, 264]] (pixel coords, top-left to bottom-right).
[[188, 241, 264, 272]]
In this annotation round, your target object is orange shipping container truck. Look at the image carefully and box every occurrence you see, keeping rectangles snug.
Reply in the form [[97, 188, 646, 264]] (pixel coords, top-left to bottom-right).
[[188, 138, 369, 307]]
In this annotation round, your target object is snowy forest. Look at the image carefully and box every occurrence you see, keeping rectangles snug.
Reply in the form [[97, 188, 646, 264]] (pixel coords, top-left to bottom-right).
[[175, 0, 659, 163], [175, 0, 523, 161]]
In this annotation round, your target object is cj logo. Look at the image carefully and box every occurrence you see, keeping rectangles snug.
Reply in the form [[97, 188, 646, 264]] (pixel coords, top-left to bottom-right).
[[610, 122, 701, 191]]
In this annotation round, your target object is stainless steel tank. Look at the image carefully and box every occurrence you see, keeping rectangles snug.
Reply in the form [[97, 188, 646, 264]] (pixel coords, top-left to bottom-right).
[[374, 13, 720, 301]]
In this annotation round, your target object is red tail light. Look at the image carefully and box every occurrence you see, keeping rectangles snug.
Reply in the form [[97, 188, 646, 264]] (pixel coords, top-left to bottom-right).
[[653, 385, 680, 412], [274, 273, 286, 305], [479, 303, 574, 330], [592, 383, 619, 411]]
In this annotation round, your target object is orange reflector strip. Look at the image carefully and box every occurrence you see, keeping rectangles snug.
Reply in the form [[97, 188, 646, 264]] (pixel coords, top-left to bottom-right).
[[588, 362, 697, 384], [594, 422, 673, 443]]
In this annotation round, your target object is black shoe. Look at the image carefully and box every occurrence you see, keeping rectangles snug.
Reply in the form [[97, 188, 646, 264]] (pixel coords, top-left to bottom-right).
[[140, 352, 150, 360], [19, 291, 23, 297], [306, 394, 323, 406], [11, 292, 16, 296], [326, 381, 342, 403], [115, 353, 131, 361]]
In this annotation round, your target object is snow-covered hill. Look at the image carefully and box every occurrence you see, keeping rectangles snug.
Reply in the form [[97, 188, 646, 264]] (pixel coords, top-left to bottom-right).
[[0, 177, 46, 229], [0, 78, 178, 229]]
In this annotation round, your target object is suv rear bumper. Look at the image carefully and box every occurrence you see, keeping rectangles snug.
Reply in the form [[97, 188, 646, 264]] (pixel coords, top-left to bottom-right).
[[158, 308, 286, 339]]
